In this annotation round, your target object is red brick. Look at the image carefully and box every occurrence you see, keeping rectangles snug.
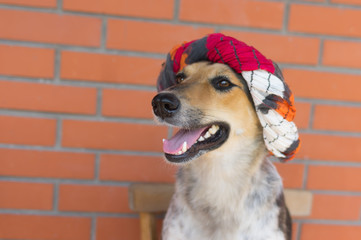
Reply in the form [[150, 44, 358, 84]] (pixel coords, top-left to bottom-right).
[[299, 134, 361, 162], [0, 80, 96, 114], [0, 181, 53, 210], [63, 0, 173, 19], [61, 51, 163, 85], [284, 69, 361, 102], [292, 223, 298, 240], [332, 0, 361, 5], [294, 102, 311, 130], [0, 44, 54, 78], [323, 40, 361, 69], [102, 89, 156, 119], [0, 115, 56, 146], [107, 20, 213, 53], [62, 120, 167, 152], [59, 185, 130, 213], [0, 0, 56, 7], [0, 149, 94, 179], [289, 4, 361, 38], [96, 217, 139, 240], [221, 30, 320, 65], [310, 194, 361, 220], [0, 214, 91, 240], [313, 105, 361, 132], [179, 0, 284, 30], [274, 163, 304, 188], [0, 9, 101, 46], [99, 154, 176, 182], [307, 165, 361, 191], [301, 224, 361, 240]]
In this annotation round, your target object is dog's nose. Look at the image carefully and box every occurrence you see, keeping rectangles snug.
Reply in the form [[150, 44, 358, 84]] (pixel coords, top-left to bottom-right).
[[152, 93, 180, 118]]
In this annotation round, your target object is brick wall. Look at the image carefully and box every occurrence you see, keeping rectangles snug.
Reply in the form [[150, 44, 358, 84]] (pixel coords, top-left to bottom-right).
[[0, 0, 360, 239]]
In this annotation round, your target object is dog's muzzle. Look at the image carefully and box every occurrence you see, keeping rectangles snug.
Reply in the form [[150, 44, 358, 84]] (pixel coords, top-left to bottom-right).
[[152, 93, 180, 119]]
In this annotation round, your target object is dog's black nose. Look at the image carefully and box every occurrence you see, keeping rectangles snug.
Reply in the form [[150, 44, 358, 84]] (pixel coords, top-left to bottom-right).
[[152, 93, 180, 118]]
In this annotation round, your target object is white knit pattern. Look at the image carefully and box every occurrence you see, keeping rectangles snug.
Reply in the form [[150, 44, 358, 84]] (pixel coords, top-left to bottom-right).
[[242, 70, 299, 158]]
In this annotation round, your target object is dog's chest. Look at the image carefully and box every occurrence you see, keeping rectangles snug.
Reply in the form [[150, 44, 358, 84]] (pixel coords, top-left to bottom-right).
[[162, 160, 287, 240], [162, 195, 285, 240]]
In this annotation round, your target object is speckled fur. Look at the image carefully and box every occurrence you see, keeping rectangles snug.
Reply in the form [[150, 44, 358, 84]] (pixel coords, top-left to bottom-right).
[[157, 62, 292, 240]]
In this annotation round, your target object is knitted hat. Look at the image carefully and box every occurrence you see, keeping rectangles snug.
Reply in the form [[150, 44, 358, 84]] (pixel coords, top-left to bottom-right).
[[157, 33, 300, 161]]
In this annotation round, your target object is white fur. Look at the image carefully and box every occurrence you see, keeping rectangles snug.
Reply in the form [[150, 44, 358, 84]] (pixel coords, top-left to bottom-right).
[[162, 135, 287, 240]]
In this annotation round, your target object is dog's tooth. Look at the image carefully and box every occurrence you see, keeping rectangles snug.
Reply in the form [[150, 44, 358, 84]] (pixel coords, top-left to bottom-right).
[[162, 138, 166, 143], [198, 136, 205, 141], [204, 131, 211, 139], [214, 125, 219, 131], [182, 142, 187, 152], [178, 150, 183, 155], [209, 126, 217, 134]]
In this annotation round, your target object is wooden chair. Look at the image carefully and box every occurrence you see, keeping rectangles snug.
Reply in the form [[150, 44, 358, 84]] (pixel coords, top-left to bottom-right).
[[128, 183, 312, 240]]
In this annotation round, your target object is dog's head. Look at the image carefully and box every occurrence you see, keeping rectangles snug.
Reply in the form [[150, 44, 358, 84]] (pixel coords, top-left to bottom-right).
[[152, 61, 262, 164], [152, 33, 300, 164]]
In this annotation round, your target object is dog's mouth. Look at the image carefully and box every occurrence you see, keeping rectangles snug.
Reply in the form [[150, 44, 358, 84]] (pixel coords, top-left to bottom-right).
[[163, 122, 230, 163]]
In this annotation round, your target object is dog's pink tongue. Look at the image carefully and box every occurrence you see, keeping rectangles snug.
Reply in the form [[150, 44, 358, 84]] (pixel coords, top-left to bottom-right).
[[163, 127, 207, 154]]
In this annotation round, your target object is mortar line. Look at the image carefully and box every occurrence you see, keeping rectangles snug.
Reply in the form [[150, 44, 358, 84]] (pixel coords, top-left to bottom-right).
[[275, 63, 361, 75], [288, 159, 361, 167], [302, 163, 309, 190], [309, 190, 361, 197], [0, 144, 164, 156], [294, 98, 361, 108], [291, 218, 361, 225], [0, 209, 139, 218], [214, 26, 221, 33], [54, 48, 61, 82], [168, 127, 174, 139], [0, 75, 158, 91], [0, 4, 58, 12], [282, 0, 290, 34], [55, 118, 63, 149], [94, 153, 101, 181], [0, 109, 156, 124], [298, 129, 361, 138], [53, 182, 59, 211], [296, 222, 302, 240], [96, 88, 103, 117], [318, 38, 324, 67], [173, 0, 180, 22], [0, 176, 154, 186], [308, 103, 316, 130], [0, 39, 166, 59], [91, 217, 97, 240], [100, 17, 108, 50], [57, 0, 63, 12]]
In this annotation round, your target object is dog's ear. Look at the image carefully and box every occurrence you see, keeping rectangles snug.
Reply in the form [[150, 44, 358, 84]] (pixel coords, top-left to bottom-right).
[[157, 57, 177, 92]]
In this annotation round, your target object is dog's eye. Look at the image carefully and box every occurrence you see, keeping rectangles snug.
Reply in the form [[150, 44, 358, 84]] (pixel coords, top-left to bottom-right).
[[217, 80, 230, 88], [212, 76, 234, 91], [175, 73, 186, 84]]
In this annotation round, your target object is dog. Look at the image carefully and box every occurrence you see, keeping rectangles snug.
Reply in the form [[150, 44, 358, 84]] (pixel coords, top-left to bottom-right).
[[151, 34, 298, 240]]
